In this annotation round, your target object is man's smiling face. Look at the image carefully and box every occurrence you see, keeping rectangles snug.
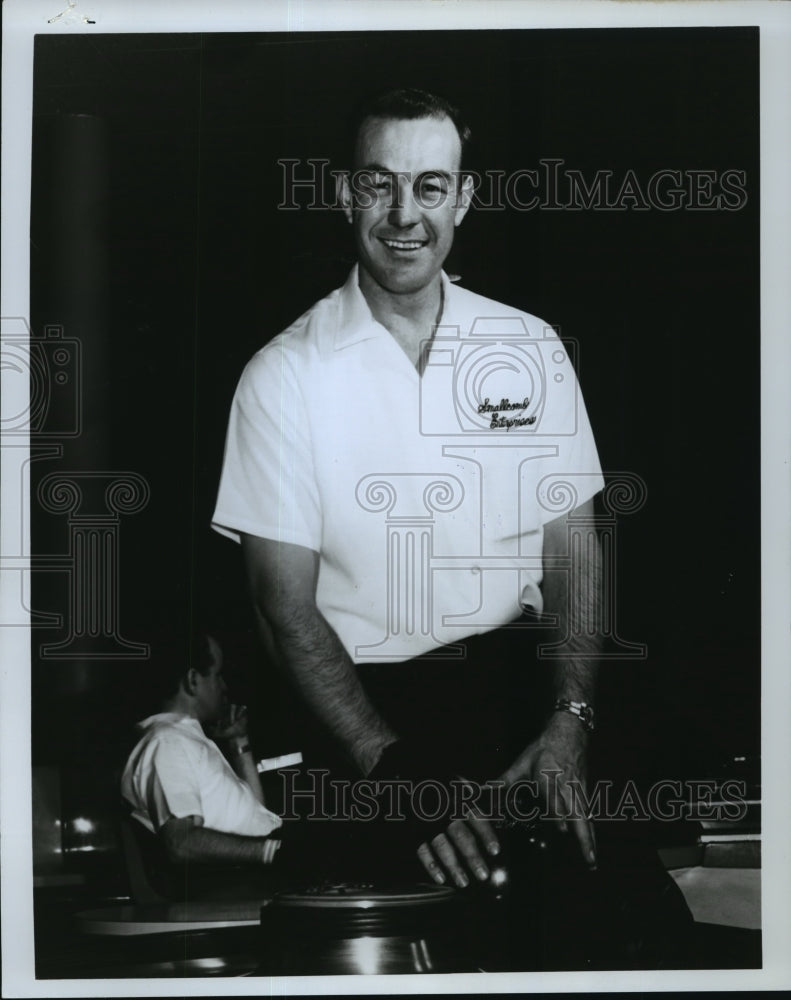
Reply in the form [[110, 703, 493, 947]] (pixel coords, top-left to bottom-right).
[[342, 114, 472, 297]]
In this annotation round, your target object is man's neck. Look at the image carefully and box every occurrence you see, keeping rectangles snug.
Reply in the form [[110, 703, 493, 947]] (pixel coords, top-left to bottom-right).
[[358, 268, 444, 371], [358, 268, 443, 333], [161, 692, 199, 721]]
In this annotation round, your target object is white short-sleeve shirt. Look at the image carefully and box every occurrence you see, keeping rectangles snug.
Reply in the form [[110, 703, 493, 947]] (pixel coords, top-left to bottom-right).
[[213, 267, 604, 662], [121, 713, 282, 837]]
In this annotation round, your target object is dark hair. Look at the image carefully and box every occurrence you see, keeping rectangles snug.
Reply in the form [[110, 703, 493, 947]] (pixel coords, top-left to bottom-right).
[[149, 631, 217, 704], [189, 633, 215, 676], [348, 87, 472, 170]]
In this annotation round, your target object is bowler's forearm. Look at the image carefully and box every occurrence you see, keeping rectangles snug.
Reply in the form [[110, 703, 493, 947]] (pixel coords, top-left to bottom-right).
[[540, 513, 603, 706], [243, 535, 397, 775], [254, 601, 397, 775]]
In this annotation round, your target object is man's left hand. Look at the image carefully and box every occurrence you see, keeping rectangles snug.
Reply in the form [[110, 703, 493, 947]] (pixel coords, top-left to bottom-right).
[[499, 711, 597, 868]]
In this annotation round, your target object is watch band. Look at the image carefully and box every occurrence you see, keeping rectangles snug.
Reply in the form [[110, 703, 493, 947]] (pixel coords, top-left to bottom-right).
[[234, 741, 251, 756], [553, 698, 595, 732]]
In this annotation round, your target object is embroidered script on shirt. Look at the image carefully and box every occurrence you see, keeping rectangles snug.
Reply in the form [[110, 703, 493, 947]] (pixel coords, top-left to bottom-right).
[[476, 396, 537, 430]]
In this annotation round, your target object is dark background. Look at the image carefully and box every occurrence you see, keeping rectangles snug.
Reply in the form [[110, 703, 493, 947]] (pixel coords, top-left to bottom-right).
[[30, 29, 759, 792]]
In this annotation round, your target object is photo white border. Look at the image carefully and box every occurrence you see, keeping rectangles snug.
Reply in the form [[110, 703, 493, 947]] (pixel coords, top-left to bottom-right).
[[2, 0, 789, 995]]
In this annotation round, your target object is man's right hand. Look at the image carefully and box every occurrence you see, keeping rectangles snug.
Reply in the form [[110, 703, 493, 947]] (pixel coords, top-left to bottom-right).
[[209, 703, 250, 744], [415, 799, 500, 888], [369, 741, 501, 888]]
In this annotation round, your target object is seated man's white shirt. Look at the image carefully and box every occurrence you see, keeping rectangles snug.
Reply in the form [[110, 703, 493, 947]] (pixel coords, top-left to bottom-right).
[[121, 713, 282, 837], [213, 266, 604, 662]]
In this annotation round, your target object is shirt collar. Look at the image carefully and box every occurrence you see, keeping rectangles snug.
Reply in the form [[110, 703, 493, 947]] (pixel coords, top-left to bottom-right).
[[136, 711, 203, 733], [332, 264, 456, 352]]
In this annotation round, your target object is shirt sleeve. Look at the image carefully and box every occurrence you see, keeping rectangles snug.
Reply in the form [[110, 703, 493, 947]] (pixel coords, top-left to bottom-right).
[[212, 338, 323, 550], [141, 734, 205, 830], [531, 325, 604, 524]]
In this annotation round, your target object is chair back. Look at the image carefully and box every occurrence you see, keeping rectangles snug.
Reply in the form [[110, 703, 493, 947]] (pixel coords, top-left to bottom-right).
[[118, 812, 174, 903]]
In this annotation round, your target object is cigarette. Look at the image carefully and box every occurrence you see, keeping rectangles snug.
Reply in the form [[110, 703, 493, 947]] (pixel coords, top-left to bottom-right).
[[256, 751, 303, 773]]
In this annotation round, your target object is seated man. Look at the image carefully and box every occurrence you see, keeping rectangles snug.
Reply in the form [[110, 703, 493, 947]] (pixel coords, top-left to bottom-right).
[[121, 633, 282, 896]]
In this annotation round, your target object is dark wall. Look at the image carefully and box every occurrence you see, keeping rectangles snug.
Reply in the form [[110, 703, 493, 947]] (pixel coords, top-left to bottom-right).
[[30, 29, 759, 780]]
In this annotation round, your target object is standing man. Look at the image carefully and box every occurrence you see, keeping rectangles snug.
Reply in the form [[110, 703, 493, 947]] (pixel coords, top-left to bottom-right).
[[212, 89, 604, 891]]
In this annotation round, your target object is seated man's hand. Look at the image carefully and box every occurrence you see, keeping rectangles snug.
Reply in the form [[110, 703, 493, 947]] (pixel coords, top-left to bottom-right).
[[499, 711, 596, 868], [209, 703, 249, 743]]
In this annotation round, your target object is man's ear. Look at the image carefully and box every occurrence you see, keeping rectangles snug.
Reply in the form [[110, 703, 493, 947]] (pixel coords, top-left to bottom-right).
[[339, 171, 354, 224], [454, 172, 475, 227], [184, 668, 200, 696]]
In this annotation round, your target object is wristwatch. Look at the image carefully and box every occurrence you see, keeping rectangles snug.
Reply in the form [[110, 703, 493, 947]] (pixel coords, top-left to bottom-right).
[[553, 698, 595, 733]]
